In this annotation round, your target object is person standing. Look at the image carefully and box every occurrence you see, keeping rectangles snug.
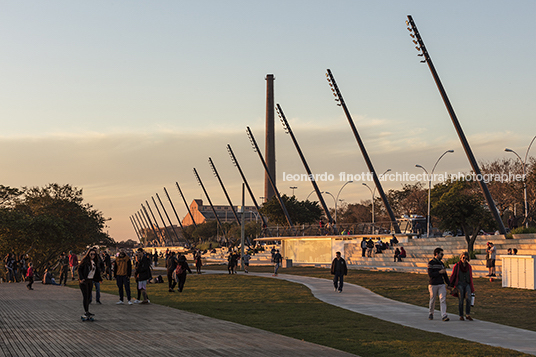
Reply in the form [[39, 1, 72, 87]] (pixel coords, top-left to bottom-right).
[[89, 252, 105, 304], [113, 249, 133, 304], [77, 248, 101, 319], [331, 252, 348, 293], [175, 255, 192, 292], [242, 252, 251, 273], [58, 252, 69, 286], [366, 239, 374, 258], [26, 262, 34, 290], [449, 252, 475, 321], [68, 251, 79, 281], [195, 252, 202, 274], [486, 242, 496, 277], [166, 252, 178, 292], [103, 251, 112, 280], [134, 249, 152, 304], [360, 238, 367, 257], [272, 249, 282, 276], [428, 247, 450, 321]]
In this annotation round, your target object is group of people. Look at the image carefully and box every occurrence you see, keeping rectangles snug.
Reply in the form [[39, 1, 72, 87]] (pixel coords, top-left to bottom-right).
[[3, 253, 28, 283], [165, 251, 193, 293], [359, 237, 406, 260], [428, 247, 475, 322], [226, 250, 253, 274], [78, 247, 162, 319]]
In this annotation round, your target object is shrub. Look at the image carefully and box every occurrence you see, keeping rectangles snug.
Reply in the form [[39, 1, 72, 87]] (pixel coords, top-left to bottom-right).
[[506, 226, 536, 238]]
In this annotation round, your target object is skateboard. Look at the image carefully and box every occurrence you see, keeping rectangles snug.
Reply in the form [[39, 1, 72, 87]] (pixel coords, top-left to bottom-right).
[[81, 315, 95, 322]]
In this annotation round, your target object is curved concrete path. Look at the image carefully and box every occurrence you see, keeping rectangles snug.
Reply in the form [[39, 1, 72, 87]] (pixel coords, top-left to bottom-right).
[[206, 271, 536, 356], [0, 282, 355, 357]]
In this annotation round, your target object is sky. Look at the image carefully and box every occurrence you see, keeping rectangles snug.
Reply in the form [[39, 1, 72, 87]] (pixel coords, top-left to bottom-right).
[[1, 1, 535, 242]]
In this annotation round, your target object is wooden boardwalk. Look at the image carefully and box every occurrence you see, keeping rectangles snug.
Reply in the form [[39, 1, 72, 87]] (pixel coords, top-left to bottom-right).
[[0, 283, 356, 357]]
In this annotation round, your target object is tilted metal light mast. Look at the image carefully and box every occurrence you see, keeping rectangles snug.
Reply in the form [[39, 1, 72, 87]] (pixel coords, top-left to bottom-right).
[[155, 193, 181, 244], [208, 157, 241, 225], [227, 143, 269, 228], [193, 168, 228, 243], [175, 181, 197, 229], [325, 69, 401, 233], [141, 204, 160, 246], [129, 215, 141, 240], [276, 103, 334, 226], [145, 200, 165, 246], [163, 186, 191, 246], [246, 126, 294, 228], [135, 211, 149, 244], [151, 196, 170, 245], [405, 15, 506, 234]]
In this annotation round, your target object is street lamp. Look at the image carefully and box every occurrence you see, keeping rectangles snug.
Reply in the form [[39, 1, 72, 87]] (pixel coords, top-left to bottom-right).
[[361, 169, 391, 225], [289, 186, 298, 197], [362, 183, 375, 224], [335, 181, 353, 225], [323, 191, 336, 207], [416, 149, 454, 237], [505, 135, 536, 228]]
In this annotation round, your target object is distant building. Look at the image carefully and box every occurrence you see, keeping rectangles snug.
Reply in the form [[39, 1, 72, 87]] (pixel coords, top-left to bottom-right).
[[182, 199, 261, 226]]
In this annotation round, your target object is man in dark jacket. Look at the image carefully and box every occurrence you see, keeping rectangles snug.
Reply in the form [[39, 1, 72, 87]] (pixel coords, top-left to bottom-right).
[[428, 247, 450, 321], [331, 252, 348, 293]]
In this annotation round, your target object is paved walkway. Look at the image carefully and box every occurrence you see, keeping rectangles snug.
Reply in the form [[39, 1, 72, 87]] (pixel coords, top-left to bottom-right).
[[206, 270, 536, 356], [0, 282, 355, 357]]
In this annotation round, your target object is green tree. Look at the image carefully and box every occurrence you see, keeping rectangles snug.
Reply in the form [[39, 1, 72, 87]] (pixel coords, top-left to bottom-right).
[[432, 180, 496, 252], [0, 184, 112, 274], [259, 194, 323, 226]]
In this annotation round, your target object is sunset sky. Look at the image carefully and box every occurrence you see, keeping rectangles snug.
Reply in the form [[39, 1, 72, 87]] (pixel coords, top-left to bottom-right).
[[1, 1, 535, 242]]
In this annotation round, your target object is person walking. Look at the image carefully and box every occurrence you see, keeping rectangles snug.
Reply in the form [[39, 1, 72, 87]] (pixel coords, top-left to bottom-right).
[[69, 251, 79, 281], [175, 255, 192, 292], [77, 248, 101, 319], [58, 252, 69, 286], [26, 262, 34, 290], [166, 252, 178, 292], [134, 249, 152, 304], [272, 249, 282, 276], [428, 247, 450, 321], [449, 251, 475, 321], [227, 252, 238, 274], [331, 252, 348, 293], [113, 249, 133, 305]]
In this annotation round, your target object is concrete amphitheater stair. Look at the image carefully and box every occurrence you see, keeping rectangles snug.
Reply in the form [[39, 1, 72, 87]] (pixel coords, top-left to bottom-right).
[[346, 235, 536, 278]]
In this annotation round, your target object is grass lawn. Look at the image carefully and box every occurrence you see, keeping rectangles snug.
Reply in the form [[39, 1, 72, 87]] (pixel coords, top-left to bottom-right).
[[69, 267, 531, 357], [218, 265, 536, 332]]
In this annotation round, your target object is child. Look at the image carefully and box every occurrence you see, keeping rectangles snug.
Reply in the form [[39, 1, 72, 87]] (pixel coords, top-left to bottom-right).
[[26, 263, 34, 290]]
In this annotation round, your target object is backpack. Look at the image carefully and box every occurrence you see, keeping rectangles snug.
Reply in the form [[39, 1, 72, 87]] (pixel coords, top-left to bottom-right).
[[175, 263, 184, 275]]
